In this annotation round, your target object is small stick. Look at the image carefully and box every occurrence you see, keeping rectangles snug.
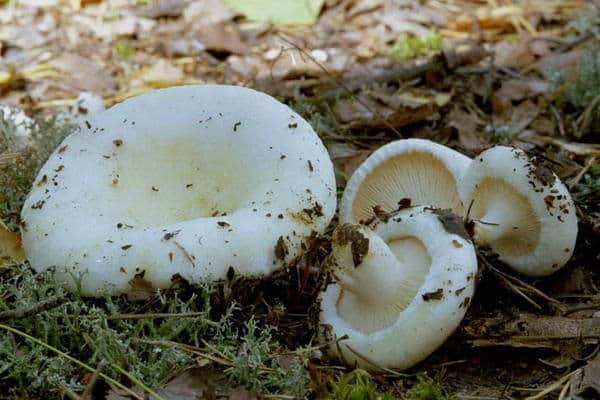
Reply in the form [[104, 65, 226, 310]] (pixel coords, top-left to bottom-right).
[[0, 294, 67, 320], [107, 311, 212, 321]]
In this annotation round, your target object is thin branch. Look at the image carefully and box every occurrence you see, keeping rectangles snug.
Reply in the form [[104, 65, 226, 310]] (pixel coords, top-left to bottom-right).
[[0, 294, 67, 320]]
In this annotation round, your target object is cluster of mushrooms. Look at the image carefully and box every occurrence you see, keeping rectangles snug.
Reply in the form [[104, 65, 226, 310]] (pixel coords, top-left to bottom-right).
[[21, 85, 577, 372]]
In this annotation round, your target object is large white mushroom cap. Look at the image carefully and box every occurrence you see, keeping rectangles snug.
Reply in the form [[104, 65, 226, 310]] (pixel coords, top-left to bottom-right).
[[339, 138, 472, 224], [21, 85, 336, 296], [459, 146, 577, 277], [319, 207, 477, 370]]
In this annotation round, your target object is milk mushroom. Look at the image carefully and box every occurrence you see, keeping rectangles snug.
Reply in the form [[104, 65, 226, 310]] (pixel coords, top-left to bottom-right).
[[339, 138, 472, 224], [22, 85, 336, 296], [319, 207, 477, 370], [459, 146, 577, 277]]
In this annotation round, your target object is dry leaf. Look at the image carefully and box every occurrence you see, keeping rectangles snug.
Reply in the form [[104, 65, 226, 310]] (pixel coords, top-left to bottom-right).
[[446, 107, 489, 151], [184, 0, 235, 25], [333, 89, 451, 130], [0, 223, 25, 265], [135, 0, 186, 19], [195, 23, 250, 55], [51, 53, 116, 95], [570, 353, 600, 394], [328, 142, 371, 180], [156, 368, 218, 400]]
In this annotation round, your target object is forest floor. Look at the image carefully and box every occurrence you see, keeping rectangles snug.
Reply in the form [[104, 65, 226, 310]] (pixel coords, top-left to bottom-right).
[[0, 0, 599, 399]]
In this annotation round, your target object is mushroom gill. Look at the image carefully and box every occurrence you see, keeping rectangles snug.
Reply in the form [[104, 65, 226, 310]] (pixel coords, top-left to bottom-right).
[[468, 177, 540, 257], [351, 152, 465, 223]]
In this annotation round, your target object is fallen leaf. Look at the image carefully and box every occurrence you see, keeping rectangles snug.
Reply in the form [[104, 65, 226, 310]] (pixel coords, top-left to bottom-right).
[[195, 23, 250, 55], [135, 0, 186, 19], [328, 142, 371, 181], [51, 53, 116, 95], [0, 223, 25, 265], [183, 0, 235, 25], [224, 0, 325, 25], [156, 368, 218, 400], [333, 89, 452, 130], [130, 59, 186, 88], [570, 352, 600, 394], [446, 107, 489, 151]]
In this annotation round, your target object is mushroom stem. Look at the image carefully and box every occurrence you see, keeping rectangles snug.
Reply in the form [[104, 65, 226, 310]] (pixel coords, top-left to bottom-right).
[[332, 226, 425, 331], [473, 198, 521, 245]]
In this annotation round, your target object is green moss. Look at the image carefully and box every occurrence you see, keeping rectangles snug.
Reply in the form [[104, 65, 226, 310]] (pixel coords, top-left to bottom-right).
[[404, 375, 456, 400], [389, 31, 442, 62], [0, 266, 311, 399], [0, 112, 73, 229], [552, 49, 600, 138], [326, 369, 399, 400]]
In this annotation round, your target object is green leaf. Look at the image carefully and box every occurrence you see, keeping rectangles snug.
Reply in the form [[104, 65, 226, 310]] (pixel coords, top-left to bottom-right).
[[223, 0, 324, 25]]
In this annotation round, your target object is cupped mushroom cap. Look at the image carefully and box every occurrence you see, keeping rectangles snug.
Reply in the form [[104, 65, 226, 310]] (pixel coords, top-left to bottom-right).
[[458, 146, 577, 277], [22, 85, 336, 296], [339, 139, 472, 224], [319, 207, 477, 370]]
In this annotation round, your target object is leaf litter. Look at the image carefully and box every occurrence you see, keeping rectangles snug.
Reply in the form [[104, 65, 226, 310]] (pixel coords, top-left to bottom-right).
[[0, 0, 599, 398]]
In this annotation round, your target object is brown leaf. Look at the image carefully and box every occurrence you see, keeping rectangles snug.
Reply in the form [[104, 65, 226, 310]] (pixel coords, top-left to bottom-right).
[[446, 107, 489, 151], [0, 223, 25, 265], [135, 0, 186, 19], [570, 353, 600, 394], [333, 89, 451, 130], [328, 143, 371, 181], [51, 53, 116, 95], [156, 368, 218, 400], [195, 23, 250, 55]]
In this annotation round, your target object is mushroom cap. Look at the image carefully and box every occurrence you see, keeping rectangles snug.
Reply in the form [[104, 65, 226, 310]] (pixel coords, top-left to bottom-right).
[[339, 138, 472, 224], [21, 85, 336, 296], [458, 146, 577, 276], [319, 207, 477, 370]]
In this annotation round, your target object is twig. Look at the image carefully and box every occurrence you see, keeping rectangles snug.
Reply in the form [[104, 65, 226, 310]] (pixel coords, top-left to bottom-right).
[[563, 302, 600, 316], [524, 368, 581, 400], [0, 323, 147, 400], [107, 311, 212, 321], [0, 152, 20, 164], [480, 255, 563, 311], [135, 338, 233, 367], [0, 294, 67, 319]]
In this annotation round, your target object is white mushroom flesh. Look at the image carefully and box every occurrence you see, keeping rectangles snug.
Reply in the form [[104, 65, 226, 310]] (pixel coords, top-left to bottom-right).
[[459, 146, 577, 276], [320, 207, 477, 370], [21, 85, 337, 296]]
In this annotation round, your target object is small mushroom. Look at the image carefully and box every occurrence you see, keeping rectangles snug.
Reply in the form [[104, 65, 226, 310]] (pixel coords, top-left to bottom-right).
[[319, 207, 477, 370], [459, 146, 577, 276], [339, 138, 472, 224], [22, 85, 336, 295]]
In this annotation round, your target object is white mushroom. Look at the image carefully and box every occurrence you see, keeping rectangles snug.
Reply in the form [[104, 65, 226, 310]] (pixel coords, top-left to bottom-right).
[[319, 207, 477, 370], [21, 85, 336, 296], [339, 138, 472, 224], [459, 146, 577, 277]]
